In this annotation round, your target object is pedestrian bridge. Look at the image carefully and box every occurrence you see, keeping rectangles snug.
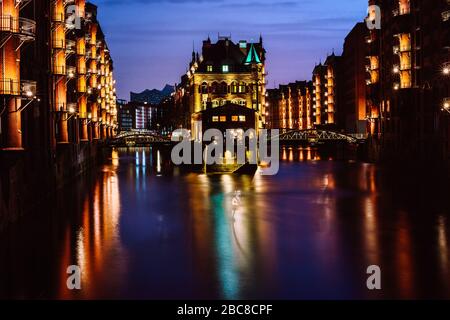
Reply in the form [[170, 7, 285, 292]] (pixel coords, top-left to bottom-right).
[[109, 129, 367, 146], [270, 129, 367, 144], [109, 130, 170, 146]]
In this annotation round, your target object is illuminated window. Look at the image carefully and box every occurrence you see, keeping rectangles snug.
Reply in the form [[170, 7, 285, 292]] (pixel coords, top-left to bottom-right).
[[220, 116, 227, 122], [207, 65, 213, 72], [231, 82, 238, 93], [239, 82, 246, 93], [212, 116, 219, 122], [232, 115, 238, 122], [222, 65, 229, 73], [239, 115, 246, 122]]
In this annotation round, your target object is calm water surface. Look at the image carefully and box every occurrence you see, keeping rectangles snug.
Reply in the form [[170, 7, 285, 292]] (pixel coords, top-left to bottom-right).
[[1, 147, 450, 299]]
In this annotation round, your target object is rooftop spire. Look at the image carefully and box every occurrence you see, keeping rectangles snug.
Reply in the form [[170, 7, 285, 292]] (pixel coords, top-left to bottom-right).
[[245, 43, 262, 65]]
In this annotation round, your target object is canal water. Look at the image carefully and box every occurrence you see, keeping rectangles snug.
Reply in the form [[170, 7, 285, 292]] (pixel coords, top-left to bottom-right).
[[1, 146, 450, 299]]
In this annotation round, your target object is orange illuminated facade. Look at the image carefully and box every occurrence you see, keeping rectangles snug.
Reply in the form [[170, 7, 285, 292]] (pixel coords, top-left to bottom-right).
[[0, 1, 117, 151], [50, 1, 117, 145], [267, 81, 313, 130], [1, 1, 118, 219], [366, 0, 450, 161], [0, 0, 36, 150]]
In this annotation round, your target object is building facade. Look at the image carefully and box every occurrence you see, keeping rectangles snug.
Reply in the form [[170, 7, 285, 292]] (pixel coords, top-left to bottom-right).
[[342, 22, 368, 134], [117, 99, 135, 131], [0, 0, 117, 224], [267, 81, 314, 130], [312, 54, 342, 129], [175, 36, 267, 139], [366, 0, 450, 161]]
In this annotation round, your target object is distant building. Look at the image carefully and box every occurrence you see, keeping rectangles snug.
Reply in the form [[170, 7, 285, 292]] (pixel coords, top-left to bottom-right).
[[266, 89, 281, 129], [117, 100, 135, 131], [117, 100, 168, 133], [267, 81, 313, 130], [130, 85, 174, 105], [313, 54, 342, 129], [342, 22, 367, 134]]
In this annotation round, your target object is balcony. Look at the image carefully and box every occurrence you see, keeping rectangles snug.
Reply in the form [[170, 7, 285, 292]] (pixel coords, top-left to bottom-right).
[[0, 79, 20, 95], [400, 63, 412, 71], [392, 6, 411, 17], [393, 39, 411, 53], [0, 16, 36, 42], [53, 65, 66, 75], [77, 65, 86, 75], [77, 83, 87, 93], [52, 39, 65, 49], [400, 80, 412, 89], [77, 46, 86, 56], [51, 10, 64, 23]]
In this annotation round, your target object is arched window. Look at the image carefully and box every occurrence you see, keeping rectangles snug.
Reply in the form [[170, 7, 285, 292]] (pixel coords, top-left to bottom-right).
[[231, 99, 246, 107], [239, 82, 246, 93], [212, 99, 220, 108], [201, 82, 208, 94], [220, 82, 228, 94], [231, 82, 238, 93], [211, 82, 219, 94]]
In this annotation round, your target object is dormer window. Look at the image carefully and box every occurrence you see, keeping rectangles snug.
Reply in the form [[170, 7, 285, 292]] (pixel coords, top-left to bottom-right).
[[222, 65, 229, 73], [207, 65, 213, 72]]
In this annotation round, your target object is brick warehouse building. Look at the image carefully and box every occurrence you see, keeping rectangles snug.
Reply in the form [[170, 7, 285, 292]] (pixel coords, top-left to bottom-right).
[[366, 0, 450, 162], [267, 0, 450, 167], [0, 1, 117, 226]]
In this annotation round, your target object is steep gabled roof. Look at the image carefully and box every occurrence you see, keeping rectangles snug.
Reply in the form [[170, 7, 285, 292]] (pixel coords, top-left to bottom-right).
[[245, 43, 262, 65]]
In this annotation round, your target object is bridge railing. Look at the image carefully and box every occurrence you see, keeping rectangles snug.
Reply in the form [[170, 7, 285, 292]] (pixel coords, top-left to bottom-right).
[[269, 129, 367, 144]]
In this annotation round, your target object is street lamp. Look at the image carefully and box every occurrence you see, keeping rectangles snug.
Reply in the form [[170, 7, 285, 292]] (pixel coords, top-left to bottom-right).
[[443, 66, 450, 75]]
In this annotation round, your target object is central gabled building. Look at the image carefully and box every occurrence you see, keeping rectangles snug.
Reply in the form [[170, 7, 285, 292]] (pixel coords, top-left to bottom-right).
[[176, 36, 267, 139]]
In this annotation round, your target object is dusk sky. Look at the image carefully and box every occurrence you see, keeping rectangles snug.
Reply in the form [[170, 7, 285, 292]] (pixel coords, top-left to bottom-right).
[[94, 0, 368, 99]]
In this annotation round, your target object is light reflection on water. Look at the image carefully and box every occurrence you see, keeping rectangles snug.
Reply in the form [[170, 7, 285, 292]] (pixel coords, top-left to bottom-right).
[[1, 146, 450, 299]]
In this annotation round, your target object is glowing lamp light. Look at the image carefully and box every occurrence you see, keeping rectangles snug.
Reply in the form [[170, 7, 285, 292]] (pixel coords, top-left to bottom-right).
[[69, 106, 75, 114], [393, 84, 400, 90], [68, 72, 75, 78], [25, 90, 33, 97], [393, 66, 399, 73], [444, 67, 450, 75], [444, 102, 450, 109]]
